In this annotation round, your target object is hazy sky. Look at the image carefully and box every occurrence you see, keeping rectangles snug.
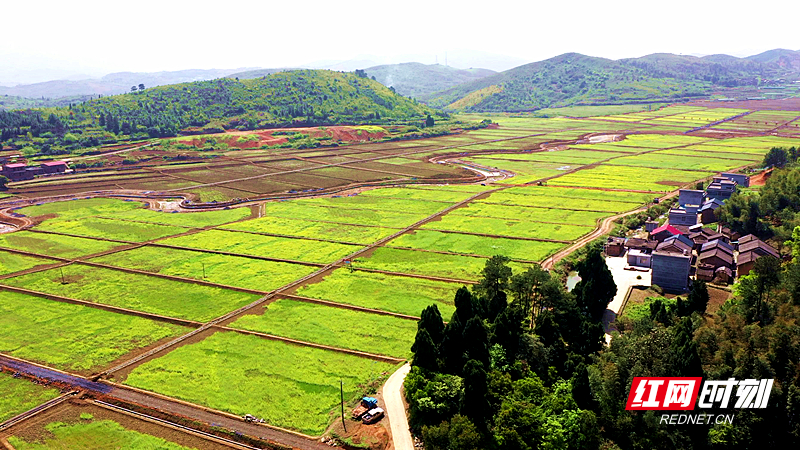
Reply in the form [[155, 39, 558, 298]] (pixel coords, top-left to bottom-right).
[[2, 0, 799, 82]]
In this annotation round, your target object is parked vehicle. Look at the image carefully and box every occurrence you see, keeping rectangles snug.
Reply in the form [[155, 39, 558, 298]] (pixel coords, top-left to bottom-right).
[[352, 397, 378, 420], [362, 407, 385, 424]]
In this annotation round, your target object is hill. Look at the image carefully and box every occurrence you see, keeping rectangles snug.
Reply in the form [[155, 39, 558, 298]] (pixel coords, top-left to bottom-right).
[[423, 51, 800, 112], [0, 69, 438, 156], [0, 68, 260, 100], [362, 63, 496, 98]]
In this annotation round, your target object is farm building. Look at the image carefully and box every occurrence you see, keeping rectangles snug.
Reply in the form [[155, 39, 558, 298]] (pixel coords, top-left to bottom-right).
[[706, 177, 737, 201], [699, 198, 724, 224], [721, 172, 750, 187], [701, 239, 734, 255], [625, 238, 657, 252], [678, 189, 704, 207], [40, 160, 68, 174], [605, 236, 625, 256], [652, 247, 692, 292], [698, 248, 734, 270], [627, 249, 652, 268], [659, 235, 694, 255], [650, 224, 683, 242], [715, 266, 733, 284], [719, 226, 741, 242], [696, 264, 715, 282], [645, 221, 659, 233], [668, 207, 698, 226], [1, 163, 32, 181], [739, 239, 779, 258]]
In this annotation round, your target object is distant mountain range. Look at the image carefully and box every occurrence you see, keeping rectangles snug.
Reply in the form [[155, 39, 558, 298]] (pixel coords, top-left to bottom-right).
[[3, 49, 800, 113], [422, 49, 800, 111], [363, 63, 496, 98]]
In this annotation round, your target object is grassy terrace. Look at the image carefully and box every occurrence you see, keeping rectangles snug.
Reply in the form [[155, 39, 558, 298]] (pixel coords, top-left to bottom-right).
[[90, 246, 317, 291], [388, 230, 565, 261], [0, 231, 124, 258], [124, 331, 397, 436], [160, 230, 361, 264], [421, 215, 593, 241], [0, 371, 61, 422], [0, 251, 57, 276], [9, 419, 199, 450], [0, 291, 187, 373], [219, 215, 397, 244], [230, 299, 417, 358], [354, 247, 531, 281], [1, 265, 259, 322], [296, 269, 460, 318]]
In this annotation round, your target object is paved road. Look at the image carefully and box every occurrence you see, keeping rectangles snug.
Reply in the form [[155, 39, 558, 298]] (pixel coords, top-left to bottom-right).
[[383, 363, 412, 450]]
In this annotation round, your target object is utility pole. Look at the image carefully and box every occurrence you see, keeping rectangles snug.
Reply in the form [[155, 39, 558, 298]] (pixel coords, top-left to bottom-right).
[[202, 263, 206, 279], [60, 267, 65, 284], [340, 380, 347, 432]]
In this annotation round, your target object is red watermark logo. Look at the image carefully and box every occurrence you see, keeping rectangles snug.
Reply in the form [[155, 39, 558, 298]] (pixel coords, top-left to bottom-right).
[[626, 377, 702, 410]]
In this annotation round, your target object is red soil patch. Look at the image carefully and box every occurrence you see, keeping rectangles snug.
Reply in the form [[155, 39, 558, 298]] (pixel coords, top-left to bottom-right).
[[750, 169, 773, 186], [179, 126, 387, 150]]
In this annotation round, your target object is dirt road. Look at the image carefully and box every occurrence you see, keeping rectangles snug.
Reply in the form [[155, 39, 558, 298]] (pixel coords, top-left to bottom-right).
[[383, 363, 412, 450]]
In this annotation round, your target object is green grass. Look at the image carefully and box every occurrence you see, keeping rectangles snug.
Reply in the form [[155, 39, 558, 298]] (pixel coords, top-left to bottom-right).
[[220, 216, 396, 244], [1, 265, 259, 322], [124, 331, 397, 436], [0, 231, 123, 258], [90, 246, 316, 291], [297, 196, 451, 215], [470, 149, 630, 165], [607, 153, 746, 171], [259, 202, 427, 228], [388, 229, 565, 261], [230, 299, 417, 358], [0, 251, 57, 276], [0, 371, 61, 422], [548, 165, 712, 192], [160, 230, 360, 264], [421, 215, 592, 241], [8, 419, 197, 450], [620, 296, 677, 321], [499, 185, 654, 203], [449, 202, 608, 226], [15, 198, 142, 221], [478, 191, 644, 213], [355, 247, 530, 281], [296, 269, 459, 318], [103, 206, 252, 228], [0, 291, 186, 372], [35, 217, 188, 242], [355, 187, 476, 203], [463, 158, 567, 184]]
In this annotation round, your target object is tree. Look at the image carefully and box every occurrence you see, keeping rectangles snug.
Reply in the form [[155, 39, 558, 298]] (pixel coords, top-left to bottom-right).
[[138, 83, 145, 91], [573, 247, 617, 322], [0, 175, 8, 190], [763, 147, 789, 168], [687, 280, 709, 315], [419, 304, 445, 345], [510, 265, 551, 327], [475, 256, 513, 302], [461, 360, 490, 428], [131, 86, 138, 92], [411, 328, 439, 371], [426, 114, 435, 127], [670, 317, 702, 377]]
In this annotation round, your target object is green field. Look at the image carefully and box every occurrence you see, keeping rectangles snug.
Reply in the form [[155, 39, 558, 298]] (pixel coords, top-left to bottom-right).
[[35, 217, 187, 242], [90, 246, 316, 291], [0, 371, 61, 422], [8, 419, 197, 450], [16, 198, 141, 221], [257, 202, 427, 228], [124, 331, 396, 435], [103, 205, 252, 228], [421, 215, 592, 241], [355, 247, 531, 281], [608, 153, 746, 171], [1, 265, 259, 322], [220, 216, 396, 244], [0, 251, 56, 276], [296, 269, 459, 318], [230, 299, 417, 358], [388, 229, 565, 261], [500, 185, 654, 203], [160, 230, 360, 264], [0, 291, 186, 372], [548, 165, 712, 191], [297, 195, 452, 215], [0, 231, 124, 258], [356, 187, 476, 202], [478, 191, 644, 213], [449, 202, 608, 226]]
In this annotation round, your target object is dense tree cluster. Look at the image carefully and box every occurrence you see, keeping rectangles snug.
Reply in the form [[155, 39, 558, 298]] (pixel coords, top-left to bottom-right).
[[407, 238, 800, 448], [406, 250, 615, 449]]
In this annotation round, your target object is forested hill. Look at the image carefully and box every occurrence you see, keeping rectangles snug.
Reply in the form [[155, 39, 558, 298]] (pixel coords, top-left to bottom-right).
[[362, 63, 496, 98], [0, 70, 438, 148], [423, 50, 800, 112]]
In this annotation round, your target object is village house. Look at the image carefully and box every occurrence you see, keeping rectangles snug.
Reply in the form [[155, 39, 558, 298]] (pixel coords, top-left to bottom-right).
[[678, 189, 704, 207], [604, 236, 625, 257], [699, 198, 724, 224], [736, 236, 780, 277], [721, 172, 750, 187], [652, 245, 692, 292], [650, 224, 683, 242], [706, 176, 737, 201], [668, 205, 699, 226]]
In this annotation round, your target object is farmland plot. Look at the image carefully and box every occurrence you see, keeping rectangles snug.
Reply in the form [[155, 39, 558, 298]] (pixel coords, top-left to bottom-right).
[[548, 165, 712, 191], [0, 231, 124, 258], [0, 251, 57, 276], [421, 215, 592, 241], [124, 331, 397, 435], [388, 230, 565, 262], [220, 216, 396, 244], [0, 371, 61, 422]]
